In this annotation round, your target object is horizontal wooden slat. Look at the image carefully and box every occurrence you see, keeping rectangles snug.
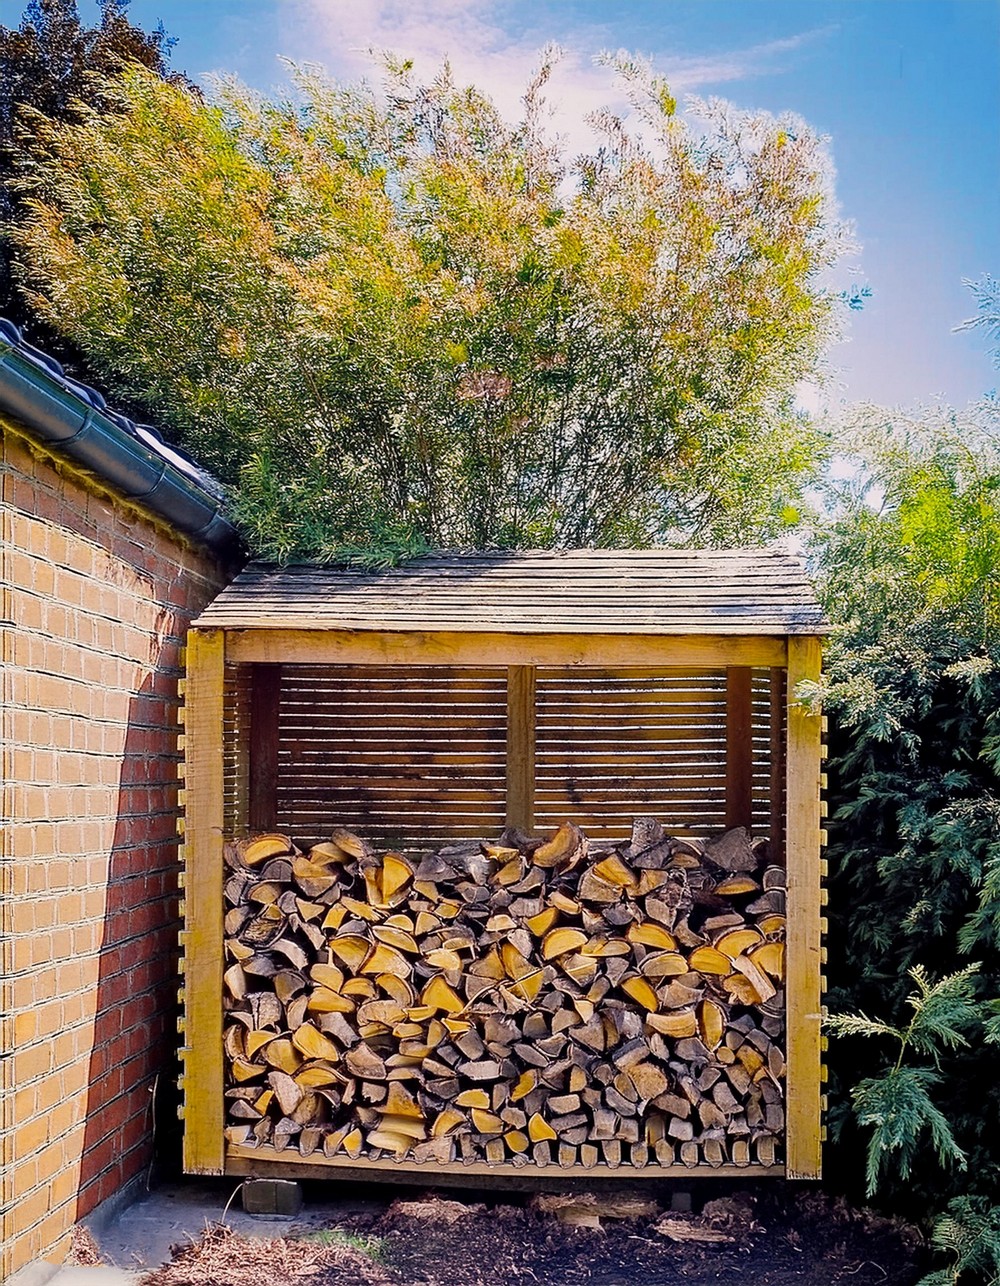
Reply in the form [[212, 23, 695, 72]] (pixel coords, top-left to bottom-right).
[[531, 666, 776, 842], [225, 657, 781, 852]]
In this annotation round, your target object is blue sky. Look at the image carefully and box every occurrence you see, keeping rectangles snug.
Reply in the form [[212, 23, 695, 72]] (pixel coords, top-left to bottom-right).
[[83, 0, 1000, 411]]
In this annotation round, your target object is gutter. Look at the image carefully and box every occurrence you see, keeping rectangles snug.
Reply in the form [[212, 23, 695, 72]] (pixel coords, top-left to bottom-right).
[[0, 319, 242, 557]]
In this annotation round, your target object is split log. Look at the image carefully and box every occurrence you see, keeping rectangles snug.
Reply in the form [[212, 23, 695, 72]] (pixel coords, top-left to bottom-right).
[[221, 820, 787, 1170]]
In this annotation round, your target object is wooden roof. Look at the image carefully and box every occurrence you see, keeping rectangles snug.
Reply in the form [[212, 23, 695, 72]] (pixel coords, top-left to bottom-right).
[[195, 550, 827, 636]]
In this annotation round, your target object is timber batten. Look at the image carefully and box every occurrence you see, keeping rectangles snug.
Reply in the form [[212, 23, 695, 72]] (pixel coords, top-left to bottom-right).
[[182, 550, 827, 1182]]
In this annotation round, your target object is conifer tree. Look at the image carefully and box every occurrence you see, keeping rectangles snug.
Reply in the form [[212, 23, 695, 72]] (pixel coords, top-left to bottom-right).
[[816, 313, 1000, 1281]]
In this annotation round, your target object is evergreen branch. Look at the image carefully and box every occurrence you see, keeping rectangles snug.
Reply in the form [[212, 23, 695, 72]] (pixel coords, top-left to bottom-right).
[[825, 1012, 903, 1043], [904, 964, 981, 1057], [853, 1066, 966, 1198]]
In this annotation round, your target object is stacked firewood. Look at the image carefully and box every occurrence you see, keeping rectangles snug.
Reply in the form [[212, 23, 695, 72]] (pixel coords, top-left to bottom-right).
[[221, 818, 786, 1170]]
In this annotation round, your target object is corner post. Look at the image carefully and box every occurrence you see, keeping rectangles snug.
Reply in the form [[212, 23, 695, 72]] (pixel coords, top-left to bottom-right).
[[181, 628, 226, 1174], [784, 635, 823, 1179]]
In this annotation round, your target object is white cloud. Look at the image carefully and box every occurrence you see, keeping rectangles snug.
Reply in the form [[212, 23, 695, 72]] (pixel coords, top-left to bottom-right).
[[658, 26, 838, 90], [276, 1, 835, 145], [793, 380, 826, 419], [278, 0, 614, 142]]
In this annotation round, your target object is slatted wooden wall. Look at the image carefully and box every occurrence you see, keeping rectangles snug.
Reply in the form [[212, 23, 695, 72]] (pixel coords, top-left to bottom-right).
[[222, 663, 252, 836], [223, 664, 779, 851], [534, 668, 774, 841], [750, 671, 773, 834], [275, 665, 508, 850]]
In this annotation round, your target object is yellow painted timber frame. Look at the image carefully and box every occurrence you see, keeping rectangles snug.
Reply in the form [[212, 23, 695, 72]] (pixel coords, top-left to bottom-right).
[[783, 635, 824, 1179], [181, 625, 823, 1179], [181, 628, 226, 1174], [224, 629, 787, 669]]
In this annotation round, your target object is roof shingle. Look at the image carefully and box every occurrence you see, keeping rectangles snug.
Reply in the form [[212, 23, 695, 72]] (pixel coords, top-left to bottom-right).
[[194, 550, 828, 635]]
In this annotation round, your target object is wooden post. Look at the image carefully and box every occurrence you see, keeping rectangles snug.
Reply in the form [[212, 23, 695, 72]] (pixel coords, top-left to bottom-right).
[[769, 667, 786, 865], [725, 667, 753, 830], [506, 666, 536, 833], [248, 664, 281, 832], [181, 628, 226, 1174], [784, 635, 823, 1180]]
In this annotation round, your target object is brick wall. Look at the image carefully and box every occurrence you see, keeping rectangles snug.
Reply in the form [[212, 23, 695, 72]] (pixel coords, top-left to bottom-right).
[[0, 422, 231, 1279]]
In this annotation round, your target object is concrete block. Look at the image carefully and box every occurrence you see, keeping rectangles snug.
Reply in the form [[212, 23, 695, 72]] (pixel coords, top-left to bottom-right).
[[241, 1179, 303, 1218]]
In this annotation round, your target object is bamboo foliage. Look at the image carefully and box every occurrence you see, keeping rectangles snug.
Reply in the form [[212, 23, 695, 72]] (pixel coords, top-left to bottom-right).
[[10, 57, 849, 562]]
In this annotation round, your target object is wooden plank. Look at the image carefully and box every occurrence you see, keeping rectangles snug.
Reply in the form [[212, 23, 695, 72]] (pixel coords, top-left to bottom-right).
[[211, 582, 822, 600], [769, 667, 787, 864], [274, 663, 511, 846], [182, 628, 227, 1176], [277, 668, 507, 684], [280, 664, 724, 682], [226, 630, 787, 670], [784, 635, 823, 1180], [278, 778, 507, 795], [274, 751, 508, 768], [248, 664, 281, 832], [211, 614, 823, 636], [215, 567, 818, 588], [224, 1144, 782, 1184], [725, 667, 754, 830], [281, 716, 507, 735]]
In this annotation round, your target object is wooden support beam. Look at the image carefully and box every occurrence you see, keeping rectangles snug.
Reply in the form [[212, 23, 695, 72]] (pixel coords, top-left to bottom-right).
[[182, 628, 226, 1175], [506, 666, 536, 833], [248, 664, 281, 832], [226, 629, 787, 670], [225, 1145, 782, 1185], [725, 667, 753, 830], [769, 667, 787, 865], [784, 635, 823, 1180]]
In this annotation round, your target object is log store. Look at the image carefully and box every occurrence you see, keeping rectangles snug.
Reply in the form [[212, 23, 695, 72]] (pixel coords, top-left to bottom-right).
[[178, 550, 827, 1185]]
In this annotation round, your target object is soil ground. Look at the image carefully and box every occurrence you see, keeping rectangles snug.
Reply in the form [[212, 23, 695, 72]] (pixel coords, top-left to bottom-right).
[[131, 1181, 925, 1286]]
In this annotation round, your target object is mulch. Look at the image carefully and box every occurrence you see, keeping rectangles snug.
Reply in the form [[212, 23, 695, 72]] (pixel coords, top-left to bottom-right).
[[139, 1185, 925, 1286]]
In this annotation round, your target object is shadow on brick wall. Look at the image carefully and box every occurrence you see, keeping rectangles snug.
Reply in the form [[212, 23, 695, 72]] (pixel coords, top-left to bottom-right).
[[78, 621, 186, 1220]]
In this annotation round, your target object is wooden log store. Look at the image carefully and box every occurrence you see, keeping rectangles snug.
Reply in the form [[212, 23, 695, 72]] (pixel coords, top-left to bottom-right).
[[178, 550, 827, 1185]]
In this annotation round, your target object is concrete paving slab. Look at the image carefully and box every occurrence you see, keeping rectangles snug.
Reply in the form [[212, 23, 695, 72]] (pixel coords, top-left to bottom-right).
[[14, 1176, 398, 1285], [90, 1180, 380, 1270], [43, 1270, 141, 1286], [77, 1178, 394, 1275]]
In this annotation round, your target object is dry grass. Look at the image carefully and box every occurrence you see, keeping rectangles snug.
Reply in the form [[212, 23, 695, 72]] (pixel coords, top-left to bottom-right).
[[138, 1223, 392, 1286], [68, 1227, 104, 1266]]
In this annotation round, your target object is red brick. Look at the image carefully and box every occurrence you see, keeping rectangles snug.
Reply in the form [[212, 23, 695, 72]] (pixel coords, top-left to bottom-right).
[[4, 437, 226, 1281]]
